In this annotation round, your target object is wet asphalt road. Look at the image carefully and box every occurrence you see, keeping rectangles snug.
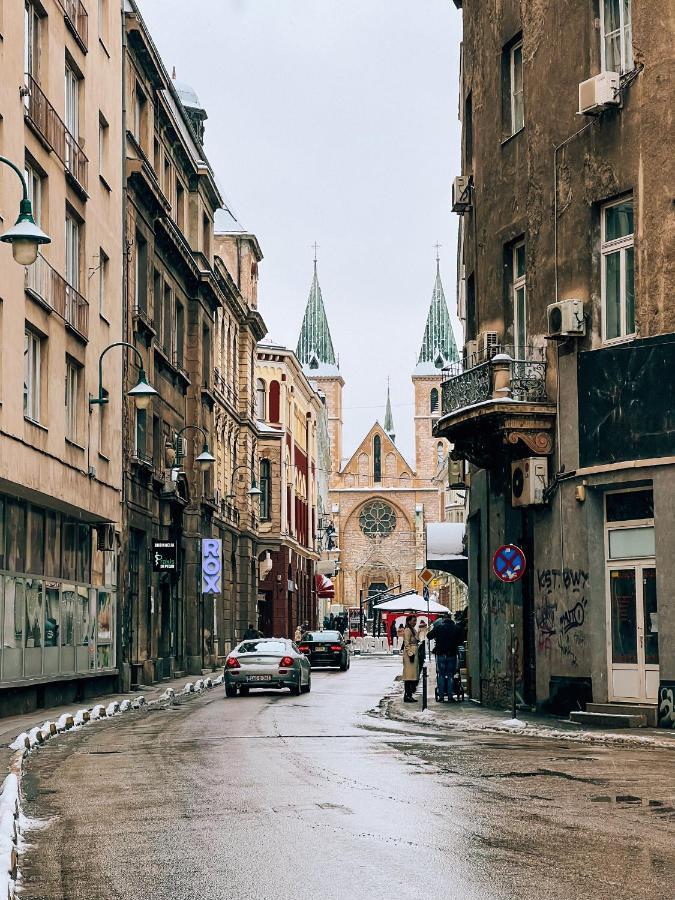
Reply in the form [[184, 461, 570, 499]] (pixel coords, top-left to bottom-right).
[[18, 657, 674, 900]]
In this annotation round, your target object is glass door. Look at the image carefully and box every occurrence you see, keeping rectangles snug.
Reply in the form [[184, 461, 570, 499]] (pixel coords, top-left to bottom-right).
[[608, 564, 659, 702]]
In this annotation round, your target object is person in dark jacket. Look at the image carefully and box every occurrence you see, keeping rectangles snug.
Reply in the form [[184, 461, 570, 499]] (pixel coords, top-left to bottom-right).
[[243, 623, 261, 640], [428, 614, 461, 702]]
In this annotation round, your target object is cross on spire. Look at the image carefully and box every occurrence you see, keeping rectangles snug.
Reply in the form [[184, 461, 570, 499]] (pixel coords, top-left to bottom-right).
[[312, 241, 320, 267]]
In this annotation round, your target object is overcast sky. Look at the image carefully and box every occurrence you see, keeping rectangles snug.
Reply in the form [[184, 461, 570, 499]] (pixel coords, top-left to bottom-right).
[[140, 0, 463, 466]]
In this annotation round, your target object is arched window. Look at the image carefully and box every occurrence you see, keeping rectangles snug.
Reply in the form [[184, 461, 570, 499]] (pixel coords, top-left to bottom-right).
[[269, 380, 280, 423], [430, 388, 439, 414], [256, 378, 266, 420], [260, 459, 271, 520], [373, 434, 382, 483]]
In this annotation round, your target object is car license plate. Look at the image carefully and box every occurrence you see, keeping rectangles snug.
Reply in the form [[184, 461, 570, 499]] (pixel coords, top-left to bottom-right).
[[246, 675, 272, 682], [316, 645, 325, 651]]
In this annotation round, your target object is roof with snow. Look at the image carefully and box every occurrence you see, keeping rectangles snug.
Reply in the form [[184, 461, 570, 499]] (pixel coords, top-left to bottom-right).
[[296, 262, 338, 374], [415, 259, 459, 375]]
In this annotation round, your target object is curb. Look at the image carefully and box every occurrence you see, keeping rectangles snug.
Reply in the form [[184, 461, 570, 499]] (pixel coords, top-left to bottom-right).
[[0, 674, 223, 899], [378, 690, 675, 751]]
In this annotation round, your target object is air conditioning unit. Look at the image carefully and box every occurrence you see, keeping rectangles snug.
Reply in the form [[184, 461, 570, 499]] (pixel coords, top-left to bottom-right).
[[511, 458, 548, 507], [478, 331, 500, 361], [452, 176, 472, 213], [96, 523, 116, 552], [578, 71, 620, 115], [464, 339, 478, 365], [448, 456, 466, 489], [547, 299, 585, 338]]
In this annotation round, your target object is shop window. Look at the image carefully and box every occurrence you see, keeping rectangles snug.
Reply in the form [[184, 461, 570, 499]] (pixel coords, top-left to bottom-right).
[[0, 498, 5, 569], [602, 196, 635, 342], [6, 499, 27, 573], [2, 578, 24, 679], [97, 589, 114, 668], [28, 506, 45, 575], [45, 510, 61, 577]]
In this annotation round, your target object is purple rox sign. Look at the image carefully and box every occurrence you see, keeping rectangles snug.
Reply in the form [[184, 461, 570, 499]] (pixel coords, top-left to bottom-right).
[[202, 538, 222, 594]]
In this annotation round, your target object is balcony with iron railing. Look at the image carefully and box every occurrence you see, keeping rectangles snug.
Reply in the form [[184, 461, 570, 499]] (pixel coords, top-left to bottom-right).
[[58, 0, 88, 52], [23, 74, 88, 194], [435, 343, 556, 467], [25, 252, 89, 341], [220, 500, 240, 528]]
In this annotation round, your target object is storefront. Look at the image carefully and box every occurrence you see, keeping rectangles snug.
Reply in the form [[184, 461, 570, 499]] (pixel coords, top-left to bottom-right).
[[0, 492, 117, 691]]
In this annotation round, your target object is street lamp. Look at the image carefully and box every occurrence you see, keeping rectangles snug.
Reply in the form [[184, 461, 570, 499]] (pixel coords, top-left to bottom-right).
[[89, 341, 158, 409], [174, 425, 215, 473], [229, 464, 262, 498], [0, 155, 51, 264]]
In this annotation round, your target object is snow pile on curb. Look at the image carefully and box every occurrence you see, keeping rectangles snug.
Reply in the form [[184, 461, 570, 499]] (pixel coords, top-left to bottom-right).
[[381, 693, 675, 750], [2, 675, 221, 899]]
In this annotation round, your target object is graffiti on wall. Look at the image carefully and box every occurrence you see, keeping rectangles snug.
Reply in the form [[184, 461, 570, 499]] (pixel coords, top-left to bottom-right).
[[658, 683, 675, 729], [535, 568, 589, 666]]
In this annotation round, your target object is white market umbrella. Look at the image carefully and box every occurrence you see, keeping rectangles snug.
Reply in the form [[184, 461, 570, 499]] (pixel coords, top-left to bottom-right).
[[374, 592, 449, 614]]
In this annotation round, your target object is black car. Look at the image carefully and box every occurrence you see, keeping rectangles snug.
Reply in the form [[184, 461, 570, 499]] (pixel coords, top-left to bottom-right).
[[297, 631, 350, 671]]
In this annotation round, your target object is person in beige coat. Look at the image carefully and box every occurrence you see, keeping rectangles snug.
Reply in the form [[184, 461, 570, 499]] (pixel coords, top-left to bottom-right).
[[401, 614, 419, 702]]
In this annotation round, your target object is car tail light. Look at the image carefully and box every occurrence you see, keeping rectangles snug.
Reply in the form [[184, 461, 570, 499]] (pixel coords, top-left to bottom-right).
[[330, 645, 342, 652], [298, 646, 310, 654], [225, 656, 240, 669], [279, 656, 294, 668]]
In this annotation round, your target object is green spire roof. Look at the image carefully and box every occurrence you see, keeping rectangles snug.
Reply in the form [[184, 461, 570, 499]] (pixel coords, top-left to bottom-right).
[[296, 262, 338, 372], [416, 259, 459, 373], [384, 381, 395, 443]]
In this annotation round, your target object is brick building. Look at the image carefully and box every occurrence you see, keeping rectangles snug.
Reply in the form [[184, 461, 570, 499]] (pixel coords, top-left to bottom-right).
[[296, 259, 463, 621]]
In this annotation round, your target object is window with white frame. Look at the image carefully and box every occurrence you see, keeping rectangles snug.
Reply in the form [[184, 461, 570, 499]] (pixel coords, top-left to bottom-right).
[[256, 378, 266, 420], [65, 359, 79, 442], [602, 196, 635, 342], [24, 1, 40, 82], [65, 211, 80, 290], [64, 62, 80, 138], [601, 0, 633, 74], [512, 240, 526, 356], [25, 161, 42, 227], [98, 249, 109, 318], [24, 329, 41, 421], [510, 40, 524, 134]]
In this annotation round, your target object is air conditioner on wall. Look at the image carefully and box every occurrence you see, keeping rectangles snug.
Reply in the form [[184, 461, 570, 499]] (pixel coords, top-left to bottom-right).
[[546, 299, 585, 338], [463, 339, 478, 364], [578, 72, 620, 115], [96, 523, 116, 552], [452, 176, 472, 213], [511, 458, 548, 507], [478, 331, 500, 360]]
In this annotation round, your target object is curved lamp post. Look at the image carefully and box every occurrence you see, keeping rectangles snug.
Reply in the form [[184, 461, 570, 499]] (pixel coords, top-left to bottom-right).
[[174, 425, 215, 473], [228, 464, 262, 498], [89, 341, 158, 410], [0, 155, 51, 264]]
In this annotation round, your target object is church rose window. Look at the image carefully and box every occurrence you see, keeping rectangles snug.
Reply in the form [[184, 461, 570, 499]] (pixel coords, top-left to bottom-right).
[[359, 500, 396, 539]]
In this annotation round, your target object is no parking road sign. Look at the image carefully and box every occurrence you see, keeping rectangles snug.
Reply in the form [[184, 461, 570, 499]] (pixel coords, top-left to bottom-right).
[[492, 544, 526, 583]]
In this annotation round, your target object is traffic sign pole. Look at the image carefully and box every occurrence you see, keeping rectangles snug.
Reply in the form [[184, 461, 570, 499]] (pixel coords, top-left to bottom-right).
[[492, 544, 526, 721]]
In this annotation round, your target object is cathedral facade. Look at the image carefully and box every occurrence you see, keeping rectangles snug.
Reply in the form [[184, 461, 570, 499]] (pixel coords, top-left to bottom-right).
[[297, 259, 460, 619]]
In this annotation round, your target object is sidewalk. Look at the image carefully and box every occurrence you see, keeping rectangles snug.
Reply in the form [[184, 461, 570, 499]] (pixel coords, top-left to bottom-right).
[[0, 670, 221, 772], [382, 677, 675, 750]]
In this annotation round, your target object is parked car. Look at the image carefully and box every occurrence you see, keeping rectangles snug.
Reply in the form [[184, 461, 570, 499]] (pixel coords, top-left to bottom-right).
[[297, 630, 350, 671], [224, 638, 311, 697]]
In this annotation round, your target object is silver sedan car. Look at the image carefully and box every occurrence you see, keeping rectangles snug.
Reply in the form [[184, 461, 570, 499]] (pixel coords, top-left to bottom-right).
[[224, 638, 311, 697]]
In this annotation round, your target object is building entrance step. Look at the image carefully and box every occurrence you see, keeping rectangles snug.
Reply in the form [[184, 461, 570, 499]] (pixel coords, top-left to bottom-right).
[[585, 702, 657, 727], [570, 710, 646, 728]]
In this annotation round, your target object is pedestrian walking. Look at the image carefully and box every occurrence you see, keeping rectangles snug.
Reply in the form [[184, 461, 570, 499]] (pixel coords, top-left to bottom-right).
[[389, 618, 398, 647], [401, 614, 419, 703], [427, 613, 461, 702], [397, 622, 405, 650]]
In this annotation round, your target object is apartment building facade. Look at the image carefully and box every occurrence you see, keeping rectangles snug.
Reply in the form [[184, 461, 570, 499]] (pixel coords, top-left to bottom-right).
[[255, 343, 321, 638], [0, 0, 124, 712], [440, 1, 674, 724], [121, 1, 266, 683]]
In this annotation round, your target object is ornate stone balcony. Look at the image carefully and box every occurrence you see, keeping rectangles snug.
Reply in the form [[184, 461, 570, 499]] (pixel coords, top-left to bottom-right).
[[435, 345, 556, 468]]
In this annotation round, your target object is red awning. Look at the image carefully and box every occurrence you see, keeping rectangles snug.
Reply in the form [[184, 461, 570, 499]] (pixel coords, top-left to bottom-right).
[[315, 573, 335, 598]]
